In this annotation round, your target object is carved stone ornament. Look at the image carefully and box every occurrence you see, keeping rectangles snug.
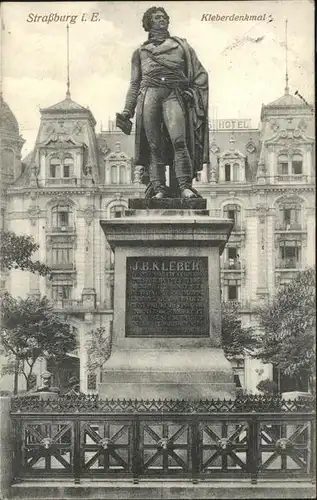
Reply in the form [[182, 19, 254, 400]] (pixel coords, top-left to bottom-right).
[[133, 165, 143, 183], [298, 118, 308, 131], [256, 204, 269, 223], [269, 118, 280, 132], [28, 205, 41, 225], [210, 141, 219, 154], [246, 141, 256, 154], [83, 206, 95, 225]]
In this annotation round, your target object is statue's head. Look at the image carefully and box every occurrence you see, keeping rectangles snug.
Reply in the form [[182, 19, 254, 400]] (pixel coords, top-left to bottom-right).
[[142, 7, 170, 32]]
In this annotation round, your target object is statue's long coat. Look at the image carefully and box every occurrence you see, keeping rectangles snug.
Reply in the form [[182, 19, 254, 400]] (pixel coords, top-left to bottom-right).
[[132, 37, 209, 183]]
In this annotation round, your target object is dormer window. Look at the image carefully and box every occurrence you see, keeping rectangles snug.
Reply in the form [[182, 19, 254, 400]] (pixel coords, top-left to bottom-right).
[[277, 152, 304, 181], [219, 154, 246, 183], [47, 153, 75, 185], [292, 154, 302, 175], [225, 164, 231, 181], [63, 155, 74, 178], [49, 157, 60, 178], [110, 165, 126, 184]]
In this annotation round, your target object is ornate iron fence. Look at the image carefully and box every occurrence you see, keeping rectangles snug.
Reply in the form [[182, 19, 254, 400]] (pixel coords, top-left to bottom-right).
[[11, 396, 315, 485]]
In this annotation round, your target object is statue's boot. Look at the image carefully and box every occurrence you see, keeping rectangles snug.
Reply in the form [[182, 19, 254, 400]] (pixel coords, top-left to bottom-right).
[[180, 188, 197, 199], [178, 177, 201, 199], [145, 179, 169, 199]]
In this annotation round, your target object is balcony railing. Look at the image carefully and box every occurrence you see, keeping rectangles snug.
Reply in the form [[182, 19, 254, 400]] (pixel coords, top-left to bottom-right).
[[222, 260, 243, 270], [275, 222, 304, 231], [275, 174, 308, 183], [52, 299, 82, 310], [50, 263, 76, 270], [47, 225, 76, 234], [276, 259, 302, 269], [46, 177, 78, 186]]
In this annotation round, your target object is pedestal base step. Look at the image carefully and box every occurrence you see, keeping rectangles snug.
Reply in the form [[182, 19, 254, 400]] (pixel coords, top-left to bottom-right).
[[128, 198, 207, 210], [99, 348, 236, 400]]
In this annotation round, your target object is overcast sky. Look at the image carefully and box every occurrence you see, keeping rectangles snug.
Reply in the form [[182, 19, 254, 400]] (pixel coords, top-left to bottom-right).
[[1, 0, 314, 156]]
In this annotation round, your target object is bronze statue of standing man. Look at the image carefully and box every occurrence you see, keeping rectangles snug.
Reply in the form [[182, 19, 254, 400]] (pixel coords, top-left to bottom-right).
[[118, 6, 209, 199]]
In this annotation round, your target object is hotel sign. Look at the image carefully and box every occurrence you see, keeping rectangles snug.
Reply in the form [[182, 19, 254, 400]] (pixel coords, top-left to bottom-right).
[[209, 119, 252, 130]]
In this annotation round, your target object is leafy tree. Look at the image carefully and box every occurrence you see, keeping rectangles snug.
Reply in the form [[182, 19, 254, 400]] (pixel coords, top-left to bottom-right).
[[255, 268, 316, 391], [86, 325, 112, 375], [0, 293, 77, 393], [256, 378, 278, 395], [0, 230, 50, 276], [221, 301, 258, 359]]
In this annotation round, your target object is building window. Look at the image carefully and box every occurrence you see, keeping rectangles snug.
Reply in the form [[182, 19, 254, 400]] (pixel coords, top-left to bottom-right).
[[228, 247, 238, 259], [223, 278, 241, 302], [87, 373, 97, 391], [52, 242, 73, 266], [292, 154, 303, 175], [49, 157, 61, 178], [277, 154, 288, 176], [232, 163, 239, 182], [225, 164, 231, 181], [223, 204, 242, 230], [111, 165, 117, 184], [119, 165, 126, 184], [52, 284, 72, 300], [278, 241, 301, 268], [63, 155, 73, 178], [278, 204, 301, 229], [228, 285, 238, 300], [110, 205, 125, 218], [52, 205, 73, 228], [277, 152, 303, 179]]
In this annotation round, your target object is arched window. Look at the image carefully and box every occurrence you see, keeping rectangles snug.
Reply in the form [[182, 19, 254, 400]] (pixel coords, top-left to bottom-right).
[[63, 155, 74, 178], [110, 205, 125, 219], [52, 204, 73, 228], [277, 199, 302, 230], [49, 156, 61, 178], [223, 204, 242, 229]]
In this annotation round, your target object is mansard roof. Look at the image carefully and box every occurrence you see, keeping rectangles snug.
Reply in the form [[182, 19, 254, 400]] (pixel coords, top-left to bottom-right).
[[40, 96, 96, 125], [264, 93, 306, 108], [0, 94, 19, 136]]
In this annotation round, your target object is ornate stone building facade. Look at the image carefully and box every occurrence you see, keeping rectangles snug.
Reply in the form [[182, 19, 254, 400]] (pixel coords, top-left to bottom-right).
[[1, 86, 315, 394]]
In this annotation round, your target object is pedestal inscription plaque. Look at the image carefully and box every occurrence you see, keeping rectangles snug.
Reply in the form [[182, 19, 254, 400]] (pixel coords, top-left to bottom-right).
[[126, 256, 209, 337]]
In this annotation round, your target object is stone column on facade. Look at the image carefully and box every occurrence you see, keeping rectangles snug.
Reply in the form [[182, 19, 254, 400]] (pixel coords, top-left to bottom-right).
[[81, 197, 96, 308], [255, 203, 269, 299], [256, 160, 266, 184], [27, 192, 41, 297]]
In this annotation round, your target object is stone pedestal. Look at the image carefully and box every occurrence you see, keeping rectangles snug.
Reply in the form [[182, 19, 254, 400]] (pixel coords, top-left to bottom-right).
[[99, 199, 236, 400]]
